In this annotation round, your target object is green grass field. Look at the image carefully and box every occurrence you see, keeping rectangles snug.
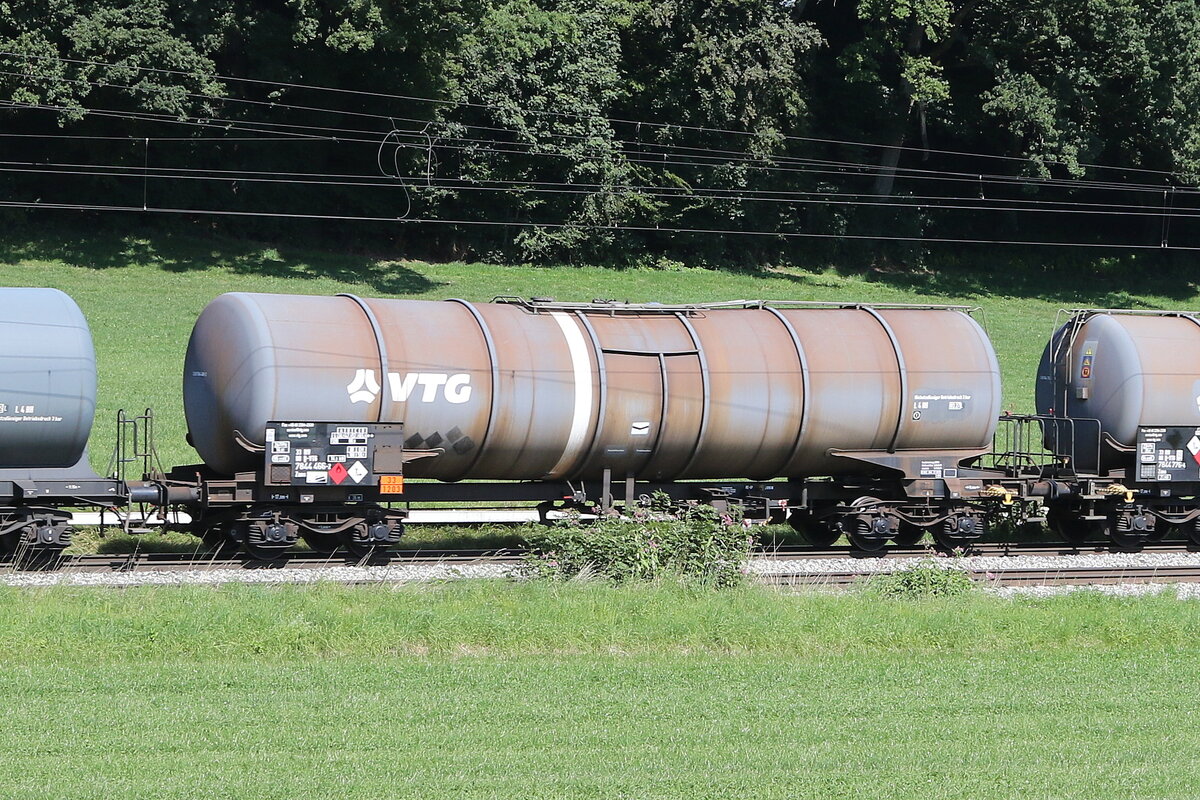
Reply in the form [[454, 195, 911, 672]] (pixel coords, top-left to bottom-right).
[[0, 582, 1198, 799], [1, 225, 1196, 470]]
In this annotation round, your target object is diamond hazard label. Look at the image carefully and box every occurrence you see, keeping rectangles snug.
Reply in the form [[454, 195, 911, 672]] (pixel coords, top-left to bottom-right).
[[348, 461, 369, 484], [329, 462, 348, 485]]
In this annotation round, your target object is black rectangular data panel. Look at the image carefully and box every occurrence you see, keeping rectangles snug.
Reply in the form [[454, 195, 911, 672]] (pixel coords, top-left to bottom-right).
[[1135, 426, 1200, 484], [262, 422, 405, 488]]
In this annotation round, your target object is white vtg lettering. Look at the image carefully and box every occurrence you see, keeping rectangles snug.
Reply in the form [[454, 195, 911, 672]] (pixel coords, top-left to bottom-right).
[[347, 369, 472, 404], [388, 372, 472, 404]]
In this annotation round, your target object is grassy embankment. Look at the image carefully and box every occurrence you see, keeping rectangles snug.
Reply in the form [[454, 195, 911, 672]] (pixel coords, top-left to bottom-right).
[[0, 581, 1198, 799]]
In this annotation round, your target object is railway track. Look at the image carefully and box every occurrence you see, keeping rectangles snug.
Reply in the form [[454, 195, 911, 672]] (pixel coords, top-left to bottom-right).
[[7, 548, 527, 574], [16, 540, 1197, 574], [7, 543, 1200, 593], [762, 565, 1200, 589], [760, 542, 1200, 559]]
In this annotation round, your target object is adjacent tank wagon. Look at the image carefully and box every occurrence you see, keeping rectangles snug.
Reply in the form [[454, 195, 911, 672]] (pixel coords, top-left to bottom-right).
[[0, 288, 122, 551], [1035, 309, 1200, 545]]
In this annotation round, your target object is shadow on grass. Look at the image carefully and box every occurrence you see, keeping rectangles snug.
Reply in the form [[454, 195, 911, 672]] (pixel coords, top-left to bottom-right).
[[707, 248, 1200, 306], [4, 218, 1196, 307], [76, 526, 529, 555], [0, 223, 445, 296], [90, 532, 210, 555], [396, 524, 531, 551], [847, 250, 1200, 306]]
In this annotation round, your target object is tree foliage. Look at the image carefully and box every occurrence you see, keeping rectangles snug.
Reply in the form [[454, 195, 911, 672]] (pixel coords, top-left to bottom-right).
[[971, 0, 1200, 180], [2, 0, 1199, 262]]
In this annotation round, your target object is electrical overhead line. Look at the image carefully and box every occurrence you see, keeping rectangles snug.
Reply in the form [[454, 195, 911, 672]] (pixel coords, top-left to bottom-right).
[[2, 67, 1141, 188], [2, 53, 1193, 252], [4, 98, 1189, 199], [1, 49, 1184, 180], [7, 155, 1183, 212], [0, 197, 1193, 251], [4, 159, 1197, 221], [2, 66, 1187, 196]]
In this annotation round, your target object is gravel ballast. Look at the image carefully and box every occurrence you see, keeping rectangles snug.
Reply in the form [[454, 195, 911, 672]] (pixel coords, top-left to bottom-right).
[[1, 562, 515, 588], [7, 550, 1200, 594]]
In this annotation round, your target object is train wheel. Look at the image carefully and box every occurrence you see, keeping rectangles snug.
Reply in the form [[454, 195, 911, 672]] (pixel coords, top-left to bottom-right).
[[845, 497, 891, 552], [787, 510, 840, 547], [199, 524, 239, 555], [892, 523, 926, 546], [1046, 509, 1095, 545], [933, 515, 984, 551], [244, 544, 289, 561], [242, 521, 295, 561], [1189, 520, 1200, 547], [1110, 510, 1153, 551], [1154, 523, 1182, 543], [343, 521, 400, 560], [847, 530, 888, 552], [1109, 530, 1143, 550], [344, 543, 380, 560]]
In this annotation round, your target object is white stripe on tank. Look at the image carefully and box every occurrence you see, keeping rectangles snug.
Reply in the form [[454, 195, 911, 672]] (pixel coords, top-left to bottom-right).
[[547, 311, 594, 478]]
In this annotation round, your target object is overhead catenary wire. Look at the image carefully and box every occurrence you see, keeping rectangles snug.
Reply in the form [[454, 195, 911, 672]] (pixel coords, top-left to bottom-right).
[[4, 99, 1190, 199], [0, 54, 1192, 251], [0, 131, 312, 142], [1, 67, 1189, 197], [3, 159, 1197, 221], [4, 66, 1171, 192], [0, 197, 1194, 251], [1, 49, 1187, 181], [2, 154, 1184, 214]]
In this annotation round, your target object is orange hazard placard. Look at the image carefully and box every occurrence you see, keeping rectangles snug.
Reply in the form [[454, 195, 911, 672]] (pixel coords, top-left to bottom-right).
[[379, 475, 405, 494]]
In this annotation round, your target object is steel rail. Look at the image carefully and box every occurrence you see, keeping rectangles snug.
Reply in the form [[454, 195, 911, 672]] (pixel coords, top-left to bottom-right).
[[7, 541, 1200, 576], [762, 565, 1200, 589]]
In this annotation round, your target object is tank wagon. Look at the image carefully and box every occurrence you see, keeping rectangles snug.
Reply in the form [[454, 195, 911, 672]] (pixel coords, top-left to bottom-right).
[[171, 293, 1005, 554], [1033, 309, 1200, 546], [12, 287, 1200, 561], [0, 288, 123, 552]]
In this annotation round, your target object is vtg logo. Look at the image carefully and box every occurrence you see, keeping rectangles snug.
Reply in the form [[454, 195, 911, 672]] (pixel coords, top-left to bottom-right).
[[346, 369, 381, 404], [347, 369, 472, 405]]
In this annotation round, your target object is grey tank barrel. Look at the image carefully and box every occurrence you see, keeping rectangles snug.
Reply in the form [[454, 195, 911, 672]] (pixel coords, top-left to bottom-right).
[[0, 288, 97, 468], [183, 294, 1003, 480], [1037, 309, 1200, 472]]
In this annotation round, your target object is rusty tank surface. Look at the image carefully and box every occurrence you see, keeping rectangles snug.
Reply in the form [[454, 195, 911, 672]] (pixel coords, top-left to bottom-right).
[[1037, 309, 1200, 472], [184, 294, 1002, 481]]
